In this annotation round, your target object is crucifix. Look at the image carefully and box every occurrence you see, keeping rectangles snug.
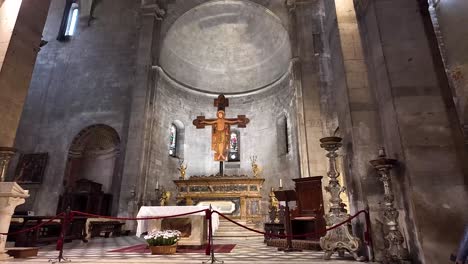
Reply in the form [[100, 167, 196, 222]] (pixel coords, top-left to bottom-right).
[[192, 94, 249, 176]]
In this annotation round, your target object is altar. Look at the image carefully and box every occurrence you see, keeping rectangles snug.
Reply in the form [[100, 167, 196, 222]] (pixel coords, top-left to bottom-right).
[[135, 206, 218, 246], [174, 177, 264, 222]]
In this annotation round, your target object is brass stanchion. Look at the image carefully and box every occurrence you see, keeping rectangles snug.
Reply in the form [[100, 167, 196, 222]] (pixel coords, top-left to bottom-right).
[[49, 207, 72, 263]]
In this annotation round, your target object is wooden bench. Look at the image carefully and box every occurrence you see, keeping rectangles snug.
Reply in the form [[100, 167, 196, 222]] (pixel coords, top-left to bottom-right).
[[8, 215, 88, 247], [6, 247, 39, 258]]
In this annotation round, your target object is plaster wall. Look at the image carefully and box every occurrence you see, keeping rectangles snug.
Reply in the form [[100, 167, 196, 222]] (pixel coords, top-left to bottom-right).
[[81, 154, 117, 193], [12, 0, 138, 215]]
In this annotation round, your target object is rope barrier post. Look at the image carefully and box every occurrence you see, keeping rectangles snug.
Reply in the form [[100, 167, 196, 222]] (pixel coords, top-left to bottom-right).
[[364, 209, 374, 262], [49, 208, 72, 263], [202, 206, 223, 264]]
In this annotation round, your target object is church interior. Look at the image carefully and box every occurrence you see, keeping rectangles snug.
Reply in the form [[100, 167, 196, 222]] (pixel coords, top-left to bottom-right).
[[0, 0, 467, 263]]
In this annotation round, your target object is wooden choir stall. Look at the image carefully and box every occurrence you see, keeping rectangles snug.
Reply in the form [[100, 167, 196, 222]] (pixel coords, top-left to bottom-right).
[[265, 176, 326, 249]]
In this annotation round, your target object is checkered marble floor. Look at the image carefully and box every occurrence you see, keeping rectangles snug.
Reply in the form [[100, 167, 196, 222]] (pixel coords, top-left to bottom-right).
[[3, 237, 371, 264]]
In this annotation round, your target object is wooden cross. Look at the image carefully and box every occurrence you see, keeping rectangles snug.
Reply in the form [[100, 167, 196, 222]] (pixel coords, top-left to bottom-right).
[[193, 94, 249, 162]]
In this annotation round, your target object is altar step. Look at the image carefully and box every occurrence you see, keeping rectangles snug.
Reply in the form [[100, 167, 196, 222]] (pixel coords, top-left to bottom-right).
[[214, 219, 264, 240]]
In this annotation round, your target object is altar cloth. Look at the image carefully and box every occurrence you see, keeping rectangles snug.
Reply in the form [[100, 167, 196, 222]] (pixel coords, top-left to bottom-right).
[[135, 206, 219, 237]]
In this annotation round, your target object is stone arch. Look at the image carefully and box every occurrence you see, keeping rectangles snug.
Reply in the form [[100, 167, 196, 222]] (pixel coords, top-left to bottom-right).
[[64, 124, 120, 193]]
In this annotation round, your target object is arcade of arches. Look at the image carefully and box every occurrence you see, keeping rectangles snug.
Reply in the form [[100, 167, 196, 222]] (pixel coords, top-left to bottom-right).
[[0, 0, 467, 263]]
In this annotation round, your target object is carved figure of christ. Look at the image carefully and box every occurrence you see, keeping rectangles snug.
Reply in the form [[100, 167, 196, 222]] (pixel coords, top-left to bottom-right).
[[193, 110, 249, 161]]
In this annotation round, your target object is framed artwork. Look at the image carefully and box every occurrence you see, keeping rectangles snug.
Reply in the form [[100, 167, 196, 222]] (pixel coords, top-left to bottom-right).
[[14, 153, 48, 184]]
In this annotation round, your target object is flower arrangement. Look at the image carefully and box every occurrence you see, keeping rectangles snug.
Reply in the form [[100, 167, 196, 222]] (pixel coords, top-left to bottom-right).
[[144, 230, 181, 246]]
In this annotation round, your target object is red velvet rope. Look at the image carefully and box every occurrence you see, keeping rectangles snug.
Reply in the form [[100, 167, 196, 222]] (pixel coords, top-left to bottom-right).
[[2, 209, 209, 237], [71, 209, 208, 220], [0, 213, 66, 236], [213, 209, 370, 240]]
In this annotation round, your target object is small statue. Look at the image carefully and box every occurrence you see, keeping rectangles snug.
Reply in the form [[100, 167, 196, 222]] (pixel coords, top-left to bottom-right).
[[177, 159, 188, 180], [269, 187, 280, 223], [250, 155, 261, 178], [160, 188, 171, 206]]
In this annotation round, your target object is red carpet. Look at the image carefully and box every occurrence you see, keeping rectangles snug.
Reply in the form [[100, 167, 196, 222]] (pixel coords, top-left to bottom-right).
[[109, 244, 236, 254]]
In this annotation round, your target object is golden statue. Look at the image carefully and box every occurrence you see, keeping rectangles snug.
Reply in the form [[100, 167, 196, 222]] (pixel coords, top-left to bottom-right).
[[250, 155, 261, 178], [160, 189, 171, 206], [193, 95, 249, 161], [177, 159, 187, 180], [269, 187, 280, 223]]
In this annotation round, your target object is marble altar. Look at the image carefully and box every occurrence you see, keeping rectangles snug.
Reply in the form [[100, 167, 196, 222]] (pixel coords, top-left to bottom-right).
[[135, 206, 218, 246]]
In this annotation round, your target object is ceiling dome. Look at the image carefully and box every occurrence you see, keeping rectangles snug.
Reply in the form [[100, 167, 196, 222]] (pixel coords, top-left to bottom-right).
[[159, 0, 291, 94]]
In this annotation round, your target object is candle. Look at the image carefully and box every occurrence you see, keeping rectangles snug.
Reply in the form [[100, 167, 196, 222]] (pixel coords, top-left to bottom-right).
[[156, 181, 159, 190], [378, 147, 386, 157], [279, 179, 283, 188]]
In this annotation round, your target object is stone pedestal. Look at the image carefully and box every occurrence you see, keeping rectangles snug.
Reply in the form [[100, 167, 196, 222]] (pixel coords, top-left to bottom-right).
[[0, 182, 29, 260]]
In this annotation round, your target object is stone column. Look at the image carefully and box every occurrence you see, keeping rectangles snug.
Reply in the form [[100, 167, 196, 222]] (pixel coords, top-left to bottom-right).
[[0, 182, 29, 260], [0, 148, 15, 182], [119, 2, 165, 219], [0, 0, 51, 147]]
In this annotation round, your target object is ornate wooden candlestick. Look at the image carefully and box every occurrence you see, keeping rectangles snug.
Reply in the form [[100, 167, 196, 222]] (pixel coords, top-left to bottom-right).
[[319, 137, 363, 261], [370, 148, 410, 263]]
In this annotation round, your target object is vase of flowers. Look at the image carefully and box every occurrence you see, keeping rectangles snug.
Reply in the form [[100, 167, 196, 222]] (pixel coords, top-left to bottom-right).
[[144, 230, 181, 255]]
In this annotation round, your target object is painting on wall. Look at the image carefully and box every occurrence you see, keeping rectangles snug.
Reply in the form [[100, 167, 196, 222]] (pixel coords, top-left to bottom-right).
[[14, 153, 48, 184]]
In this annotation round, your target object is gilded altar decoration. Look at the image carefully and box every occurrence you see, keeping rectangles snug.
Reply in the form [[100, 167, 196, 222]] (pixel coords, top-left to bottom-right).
[[269, 187, 280, 223], [193, 95, 249, 162], [250, 155, 261, 178], [160, 189, 171, 206], [177, 159, 187, 180], [173, 176, 264, 222]]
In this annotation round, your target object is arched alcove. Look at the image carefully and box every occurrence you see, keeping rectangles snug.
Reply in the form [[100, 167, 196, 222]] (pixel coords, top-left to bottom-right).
[[64, 124, 120, 193]]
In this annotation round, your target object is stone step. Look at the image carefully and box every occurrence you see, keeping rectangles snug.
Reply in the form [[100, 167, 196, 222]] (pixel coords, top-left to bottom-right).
[[214, 218, 264, 238]]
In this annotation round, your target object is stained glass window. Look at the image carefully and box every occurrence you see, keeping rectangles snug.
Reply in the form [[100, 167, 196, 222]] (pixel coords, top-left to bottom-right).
[[228, 131, 240, 162], [169, 124, 177, 157]]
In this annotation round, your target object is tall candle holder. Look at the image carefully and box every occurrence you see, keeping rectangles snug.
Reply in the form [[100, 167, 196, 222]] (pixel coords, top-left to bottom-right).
[[370, 148, 410, 263], [319, 136, 364, 261]]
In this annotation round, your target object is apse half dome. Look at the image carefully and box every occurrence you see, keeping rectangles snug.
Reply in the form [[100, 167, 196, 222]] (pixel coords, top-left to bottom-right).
[[159, 0, 292, 94]]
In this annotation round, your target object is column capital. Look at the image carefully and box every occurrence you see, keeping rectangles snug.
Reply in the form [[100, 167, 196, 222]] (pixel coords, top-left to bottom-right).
[[140, 4, 166, 20]]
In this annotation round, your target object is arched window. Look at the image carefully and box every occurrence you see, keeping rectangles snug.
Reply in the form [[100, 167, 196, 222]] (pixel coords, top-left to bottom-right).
[[228, 130, 240, 162], [277, 115, 289, 156], [169, 124, 177, 157], [169, 121, 185, 158], [57, 0, 79, 41]]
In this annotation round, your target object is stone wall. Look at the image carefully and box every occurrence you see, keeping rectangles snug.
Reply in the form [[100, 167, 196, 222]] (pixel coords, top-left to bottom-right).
[[12, 0, 138, 215], [355, 0, 468, 263], [429, 0, 468, 131]]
